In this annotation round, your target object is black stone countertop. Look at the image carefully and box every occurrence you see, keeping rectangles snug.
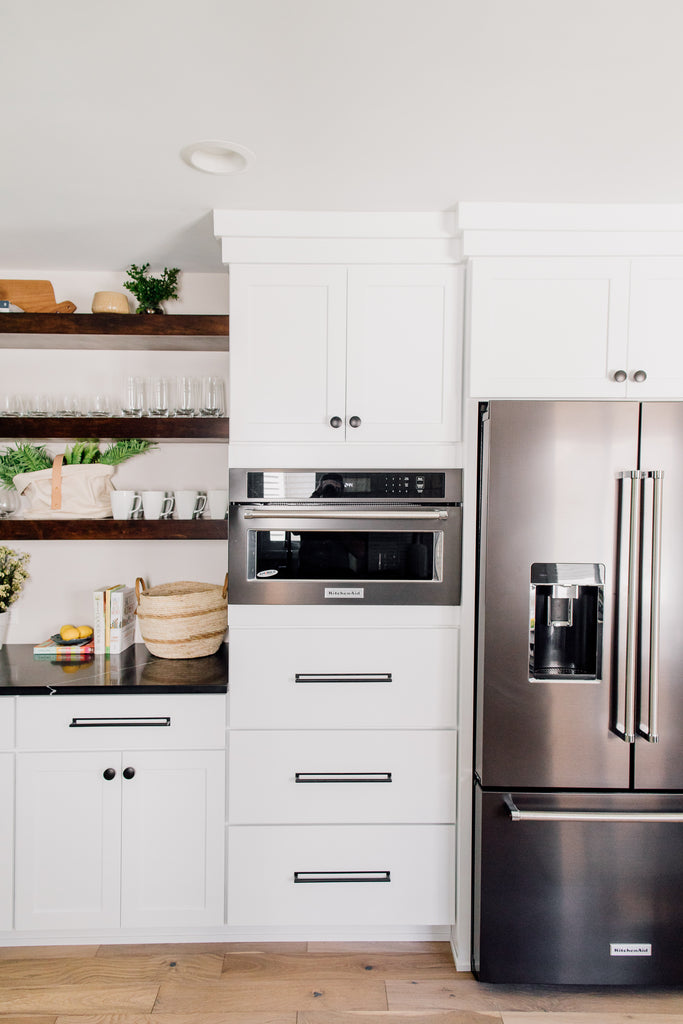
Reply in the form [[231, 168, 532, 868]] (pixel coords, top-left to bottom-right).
[[0, 644, 228, 695]]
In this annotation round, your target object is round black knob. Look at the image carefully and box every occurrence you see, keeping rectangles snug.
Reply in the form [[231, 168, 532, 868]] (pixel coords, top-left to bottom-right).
[[349, 415, 362, 428], [329, 416, 343, 429], [122, 766, 136, 780], [632, 369, 648, 383], [613, 369, 627, 383], [103, 768, 116, 781]]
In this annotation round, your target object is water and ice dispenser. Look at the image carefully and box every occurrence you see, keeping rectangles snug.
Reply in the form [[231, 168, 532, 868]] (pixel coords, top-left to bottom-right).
[[529, 563, 604, 681]]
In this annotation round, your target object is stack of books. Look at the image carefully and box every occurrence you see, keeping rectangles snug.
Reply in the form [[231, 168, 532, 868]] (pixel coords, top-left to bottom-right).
[[94, 584, 137, 654], [33, 637, 95, 659]]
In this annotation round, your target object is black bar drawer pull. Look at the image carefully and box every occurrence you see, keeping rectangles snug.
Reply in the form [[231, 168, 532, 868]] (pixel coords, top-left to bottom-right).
[[294, 673, 392, 684], [69, 717, 171, 728], [294, 870, 391, 884], [295, 772, 392, 784]]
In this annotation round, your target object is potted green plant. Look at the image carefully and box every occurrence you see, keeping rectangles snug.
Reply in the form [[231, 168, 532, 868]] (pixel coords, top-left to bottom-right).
[[0, 545, 30, 648], [123, 263, 181, 314]]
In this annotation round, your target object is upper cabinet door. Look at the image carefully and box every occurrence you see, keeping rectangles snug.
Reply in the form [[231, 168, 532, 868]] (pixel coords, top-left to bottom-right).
[[627, 259, 683, 398], [229, 264, 348, 443], [345, 266, 462, 444], [468, 257, 631, 399]]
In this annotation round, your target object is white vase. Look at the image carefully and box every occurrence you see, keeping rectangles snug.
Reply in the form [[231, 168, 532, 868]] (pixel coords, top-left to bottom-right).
[[0, 610, 9, 650]]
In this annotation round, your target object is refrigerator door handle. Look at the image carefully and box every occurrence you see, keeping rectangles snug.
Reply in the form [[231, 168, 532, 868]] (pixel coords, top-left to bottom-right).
[[503, 793, 683, 823], [616, 470, 643, 743], [638, 470, 663, 744]]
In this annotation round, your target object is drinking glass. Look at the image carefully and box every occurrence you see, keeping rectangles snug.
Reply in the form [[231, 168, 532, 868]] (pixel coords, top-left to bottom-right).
[[26, 393, 54, 417], [54, 393, 82, 416], [0, 491, 19, 517], [122, 376, 145, 417], [200, 376, 225, 417], [175, 376, 199, 417], [148, 376, 172, 417], [88, 394, 113, 417], [0, 393, 23, 416]]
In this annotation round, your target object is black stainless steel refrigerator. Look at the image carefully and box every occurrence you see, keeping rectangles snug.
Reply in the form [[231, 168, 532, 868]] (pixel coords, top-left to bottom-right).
[[473, 401, 683, 985]]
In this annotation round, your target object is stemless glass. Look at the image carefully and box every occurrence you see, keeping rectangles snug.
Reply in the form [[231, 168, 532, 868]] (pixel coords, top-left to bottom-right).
[[26, 393, 54, 417], [200, 376, 225, 417], [0, 490, 19, 517], [175, 376, 198, 416], [54, 393, 82, 416], [88, 393, 113, 417], [0, 393, 23, 416], [148, 376, 172, 417], [122, 376, 145, 417]]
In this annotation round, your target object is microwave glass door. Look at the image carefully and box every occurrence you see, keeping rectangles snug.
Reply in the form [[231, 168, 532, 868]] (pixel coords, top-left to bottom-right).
[[248, 528, 442, 582]]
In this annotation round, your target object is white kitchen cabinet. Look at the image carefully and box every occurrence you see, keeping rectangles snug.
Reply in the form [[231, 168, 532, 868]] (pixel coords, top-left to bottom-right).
[[229, 730, 456, 824], [228, 264, 462, 445], [468, 256, 683, 400], [468, 257, 631, 398], [228, 626, 458, 730], [14, 695, 226, 932], [227, 824, 454, 927], [0, 700, 14, 930]]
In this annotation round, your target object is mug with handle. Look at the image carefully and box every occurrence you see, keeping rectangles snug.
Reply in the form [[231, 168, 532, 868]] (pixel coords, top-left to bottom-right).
[[111, 490, 142, 520], [175, 490, 207, 520], [142, 490, 174, 520], [207, 489, 228, 519]]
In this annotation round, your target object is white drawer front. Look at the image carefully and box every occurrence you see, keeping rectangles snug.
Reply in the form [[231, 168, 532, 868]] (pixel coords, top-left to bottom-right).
[[228, 628, 458, 728], [16, 694, 227, 751], [227, 824, 454, 927], [229, 730, 456, 824], [0, 699, 14, 749]]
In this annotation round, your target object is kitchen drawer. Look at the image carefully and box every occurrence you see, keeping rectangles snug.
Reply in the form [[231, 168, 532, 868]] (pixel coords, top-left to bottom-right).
[[227, 824, 454, 927], [228, 627, 458, 729], [16, 694, 227, 751], [0, 699, 14, 749], [229, 730, 456, 824]]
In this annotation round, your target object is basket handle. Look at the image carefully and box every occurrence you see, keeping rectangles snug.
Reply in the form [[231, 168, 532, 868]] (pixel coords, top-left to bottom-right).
[[51, 453, 64, 510], [135, 577, 147, 604], [222, 572, 228, 600]]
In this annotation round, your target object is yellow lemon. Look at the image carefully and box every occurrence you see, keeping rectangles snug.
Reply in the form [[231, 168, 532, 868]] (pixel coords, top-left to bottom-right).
[[60, 624, 80, 641], [77, 625, 93, 639], [60, 664, 80, 673]]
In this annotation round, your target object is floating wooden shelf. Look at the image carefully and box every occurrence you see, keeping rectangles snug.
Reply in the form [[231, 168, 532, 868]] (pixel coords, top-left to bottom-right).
[[0, 519, 228, 541], [0, 313, 229, 350], [0, 416, 229, 442]]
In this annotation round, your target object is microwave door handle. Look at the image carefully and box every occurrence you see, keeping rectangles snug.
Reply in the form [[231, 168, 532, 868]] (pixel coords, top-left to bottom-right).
[[242, 508, 450, 521]]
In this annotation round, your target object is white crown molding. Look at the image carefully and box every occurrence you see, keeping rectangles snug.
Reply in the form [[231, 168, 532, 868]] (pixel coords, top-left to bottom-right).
[[213, 210, 463, 264]]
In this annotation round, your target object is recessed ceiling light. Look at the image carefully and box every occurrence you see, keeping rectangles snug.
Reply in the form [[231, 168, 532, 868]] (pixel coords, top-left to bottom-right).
[[180, 140, 254, 175]]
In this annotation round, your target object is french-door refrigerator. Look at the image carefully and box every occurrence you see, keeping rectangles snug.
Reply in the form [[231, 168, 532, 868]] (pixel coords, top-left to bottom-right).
[[473, 401, 683, 985]]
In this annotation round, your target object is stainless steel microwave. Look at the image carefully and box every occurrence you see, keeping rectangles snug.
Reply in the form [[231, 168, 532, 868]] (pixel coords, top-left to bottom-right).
[[228, 469, 462, 606]]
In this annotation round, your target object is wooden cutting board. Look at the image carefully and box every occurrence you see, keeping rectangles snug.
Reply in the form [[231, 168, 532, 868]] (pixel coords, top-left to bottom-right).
[[0, 279, 76, 313]]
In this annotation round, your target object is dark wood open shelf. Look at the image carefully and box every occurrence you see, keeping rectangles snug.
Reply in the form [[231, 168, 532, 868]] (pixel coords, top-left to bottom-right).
[[0, 416, 229, 441], [0, 519, 228, 541], [0, 313, 229, 350]]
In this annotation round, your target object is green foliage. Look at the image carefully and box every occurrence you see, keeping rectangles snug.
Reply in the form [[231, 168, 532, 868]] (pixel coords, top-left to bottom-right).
[[0, 443, 52, 489], [0, 440, 157, 490], [123, 263, 181, 313]]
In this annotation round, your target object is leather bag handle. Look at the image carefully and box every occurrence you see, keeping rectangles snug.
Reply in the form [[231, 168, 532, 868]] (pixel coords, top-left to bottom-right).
[[51, 453, 64, 510]]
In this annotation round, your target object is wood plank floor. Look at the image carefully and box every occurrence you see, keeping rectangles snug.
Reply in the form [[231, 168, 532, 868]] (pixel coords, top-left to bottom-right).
[[0, 942, 681, 1024]]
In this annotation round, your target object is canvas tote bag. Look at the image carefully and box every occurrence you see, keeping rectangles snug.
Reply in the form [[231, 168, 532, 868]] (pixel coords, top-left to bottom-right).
[[14, 454, 115, 519]]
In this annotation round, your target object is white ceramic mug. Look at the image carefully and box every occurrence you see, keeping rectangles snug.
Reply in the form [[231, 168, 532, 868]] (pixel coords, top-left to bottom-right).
[[175, 490, 207, 520], [207, 489, 228, 519], [111, 490, 142, 520], [142, 490, 174, 520]]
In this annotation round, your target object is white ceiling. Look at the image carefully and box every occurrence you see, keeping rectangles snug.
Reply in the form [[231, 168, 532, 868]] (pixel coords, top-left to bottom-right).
[[3, 0, 683, 272]]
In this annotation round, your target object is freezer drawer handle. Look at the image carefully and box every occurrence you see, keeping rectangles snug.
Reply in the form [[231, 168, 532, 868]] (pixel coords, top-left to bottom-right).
[[69, 717, 171, 728], [294, 870, 391, 884], [503, 794, 683, 823], [295, 673, 392, 684], [295, 772, 392, 784]]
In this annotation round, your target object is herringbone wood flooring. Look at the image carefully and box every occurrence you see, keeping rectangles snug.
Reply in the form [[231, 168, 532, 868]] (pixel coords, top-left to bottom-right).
[[0, 942, 681, 1023]]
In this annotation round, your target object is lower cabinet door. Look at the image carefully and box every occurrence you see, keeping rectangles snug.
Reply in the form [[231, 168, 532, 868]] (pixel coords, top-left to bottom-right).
[[120, 749, 225, 928], [15, 752, 122, 930], [227, 824, 454, 927], [0, 753, 14, 930]]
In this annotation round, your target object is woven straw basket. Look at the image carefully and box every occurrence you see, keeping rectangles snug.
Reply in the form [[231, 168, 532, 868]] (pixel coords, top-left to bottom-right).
[[135, 575, 228, 659]]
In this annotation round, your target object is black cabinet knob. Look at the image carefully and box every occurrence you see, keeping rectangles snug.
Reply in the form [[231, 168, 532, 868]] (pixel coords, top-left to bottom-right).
[[349, 415, 362, 428], [122, 766, 136, 780], [103, 768, 116, 781], [329, 416, 343, 428]]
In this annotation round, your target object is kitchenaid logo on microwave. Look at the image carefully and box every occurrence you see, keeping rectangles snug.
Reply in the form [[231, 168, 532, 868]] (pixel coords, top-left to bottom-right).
[[324, 587, 365, 599], [610, 943, 652, 957]]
